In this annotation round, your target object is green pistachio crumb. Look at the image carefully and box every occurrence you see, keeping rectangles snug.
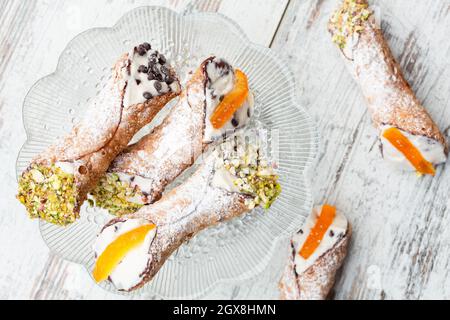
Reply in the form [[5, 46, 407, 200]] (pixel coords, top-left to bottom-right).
[[17, 164, 78, 226], [222, 144, 281, 210], [329, 0, 372, 49], [91, 173, 144, 216]]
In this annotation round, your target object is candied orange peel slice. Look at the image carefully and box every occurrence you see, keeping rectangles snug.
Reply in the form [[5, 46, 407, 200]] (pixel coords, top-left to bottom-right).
[[382, 127, 435, 176], [93, 223, 156, 283], [299, 205, 336, 260], [210, 69, 249, 129]]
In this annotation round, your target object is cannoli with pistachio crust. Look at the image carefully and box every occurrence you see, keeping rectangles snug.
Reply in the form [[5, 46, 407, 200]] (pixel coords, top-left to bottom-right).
[[328, 0, 447, 175], [279, 205, 351, 300], [91, 57, 255, 216], [17, 43, 181, 225], [92, 134, 281, 291]]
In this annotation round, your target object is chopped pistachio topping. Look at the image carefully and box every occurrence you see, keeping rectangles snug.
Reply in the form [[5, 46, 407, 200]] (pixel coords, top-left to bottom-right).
[[91, 173, 144, 216], [329, 0, 372, 49], [17, 164, 77, 225], [216, 141, 281, 209]]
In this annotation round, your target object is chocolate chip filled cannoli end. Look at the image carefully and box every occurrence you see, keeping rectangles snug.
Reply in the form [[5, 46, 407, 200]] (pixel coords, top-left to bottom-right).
[[92, 135, 281, 291], [328, 0, 447, 176], [17, 43, 181, 226], [90, 57, 256, 217]]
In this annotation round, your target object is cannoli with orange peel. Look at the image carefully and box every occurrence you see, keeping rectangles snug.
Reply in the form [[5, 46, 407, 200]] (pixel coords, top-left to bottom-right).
[[279, 205, 351, 300], [17, 43, 181, 225], [92, 134, 281, 291], [91, 57, 255, 216], [328, 0, 447, 175]]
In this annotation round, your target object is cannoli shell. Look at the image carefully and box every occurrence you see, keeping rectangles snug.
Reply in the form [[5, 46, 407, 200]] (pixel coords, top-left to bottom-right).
[[31, 53, 180, 214], [103, 159, 250, 291], [329, 5, 447, 151], [106, 59, 211, 203], [279, 224, 351, 300]]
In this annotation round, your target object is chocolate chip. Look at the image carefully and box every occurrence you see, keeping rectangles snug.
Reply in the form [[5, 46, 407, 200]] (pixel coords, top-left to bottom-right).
[[298, 229, 303, 234], [78, 165, 87, 175], [137, 65, 148, 73], [154, 81, 162, 92], [219, 95, 225, 102], [150, 63, 160, 75], [158, 54, 167, 64], [329, 230, 335, 237], [155, 73, 163, 81], [166, 77, 175, 85], [135, 79, 141, 85], [130, 176, 135, 182], [114, 226, 118, 232], [247, 108, 251, 118], [137, 45, 147, 56], [160, 65, 169, 75], [143, 92, 153, 99], [142, 42, 151, 50], [148, 53, 158, 63], [215, 59, 228, 69], [231, 118, 239, 127], [214, 59, 232, 75], [147, 73, 154, 81]]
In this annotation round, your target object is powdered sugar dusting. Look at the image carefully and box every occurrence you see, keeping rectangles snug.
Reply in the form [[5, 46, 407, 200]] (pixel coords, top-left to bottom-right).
[[278, 244, 301, 300], [279, 211, 351, 300], [330, 13, 446, 151], [39, 55, 128, 162], [106, 57, 254, 206], [108, 62, 207, 203], [295, 230, 350, 300], [99, 149, 251, 291], [28, 44, 180, 221]]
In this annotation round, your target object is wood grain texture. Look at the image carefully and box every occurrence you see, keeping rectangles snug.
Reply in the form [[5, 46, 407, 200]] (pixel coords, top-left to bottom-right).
[[0, 0, 288, 299], [271, 0, 450, 299]]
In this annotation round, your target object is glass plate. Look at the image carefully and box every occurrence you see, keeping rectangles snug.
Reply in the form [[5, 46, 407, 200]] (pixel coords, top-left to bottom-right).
[[16, 6, 317, 299]]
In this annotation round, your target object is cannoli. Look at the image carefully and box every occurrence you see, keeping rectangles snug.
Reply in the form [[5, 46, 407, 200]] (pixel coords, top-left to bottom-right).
[[91, 57, 254, 215], [17, 43, 181, 225], [328, 0, 447, 175], [92, 135, 281, 291], [279, 205, 351, 300]]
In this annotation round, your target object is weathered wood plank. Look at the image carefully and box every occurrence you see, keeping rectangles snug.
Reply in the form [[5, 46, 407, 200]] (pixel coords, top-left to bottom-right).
[[271, 0, 450, 299], [218, 0, 289, 46]]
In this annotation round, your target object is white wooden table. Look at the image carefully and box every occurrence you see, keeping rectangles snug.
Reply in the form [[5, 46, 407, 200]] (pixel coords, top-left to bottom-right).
[[1, 0, 449, 300]]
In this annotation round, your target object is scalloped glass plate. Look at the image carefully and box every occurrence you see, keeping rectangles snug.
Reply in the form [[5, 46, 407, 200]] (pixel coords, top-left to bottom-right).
[[16, 6, 317, 299]]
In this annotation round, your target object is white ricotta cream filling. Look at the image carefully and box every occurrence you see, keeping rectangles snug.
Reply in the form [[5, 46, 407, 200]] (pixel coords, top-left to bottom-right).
[[211, 167, 240, 193], [93, 218, 156, 291], [292, 206, 348, 274], [380, 125, 446, 171], [203, 58, 254, 142], [123, 44, 180, 108], [55, 162, 75, 175], [115, 172, 154, 205], [210, 136, 260, 192]]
